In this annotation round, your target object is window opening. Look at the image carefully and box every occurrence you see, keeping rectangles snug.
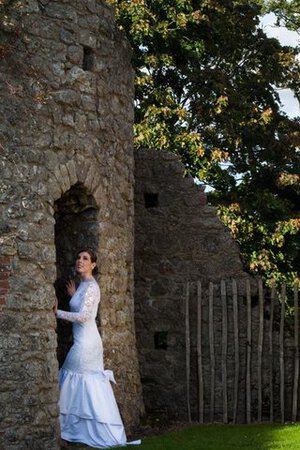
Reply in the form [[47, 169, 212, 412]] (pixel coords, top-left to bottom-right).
[[154, 331, 168, 350], [144, 192, 158, 208], [82, 46, 94, 71]]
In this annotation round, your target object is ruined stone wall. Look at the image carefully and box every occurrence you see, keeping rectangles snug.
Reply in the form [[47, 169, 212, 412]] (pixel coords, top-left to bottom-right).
[[134, 149, 298, 424], [0, 1, 143, 448], [134, 149, 250, 421]]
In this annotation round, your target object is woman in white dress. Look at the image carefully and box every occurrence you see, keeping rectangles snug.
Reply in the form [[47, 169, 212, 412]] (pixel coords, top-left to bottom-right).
[[54, 249, 128, 448]]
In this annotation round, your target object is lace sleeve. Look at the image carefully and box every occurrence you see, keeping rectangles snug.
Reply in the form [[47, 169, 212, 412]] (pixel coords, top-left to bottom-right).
[[56, 284, 97, 323]]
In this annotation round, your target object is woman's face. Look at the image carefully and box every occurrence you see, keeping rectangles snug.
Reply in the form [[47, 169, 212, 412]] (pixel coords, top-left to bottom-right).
[[75, 252, 95, 278]]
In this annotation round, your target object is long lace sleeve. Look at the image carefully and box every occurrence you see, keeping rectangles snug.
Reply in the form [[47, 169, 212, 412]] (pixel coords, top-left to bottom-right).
[[56, 284, 97, 323]]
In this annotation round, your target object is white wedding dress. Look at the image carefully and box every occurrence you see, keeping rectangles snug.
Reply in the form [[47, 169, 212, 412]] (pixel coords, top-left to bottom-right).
[[56, 278, 132, 448]]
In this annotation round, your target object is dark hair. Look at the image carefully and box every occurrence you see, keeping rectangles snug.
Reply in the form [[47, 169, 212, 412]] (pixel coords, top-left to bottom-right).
[[76, 248, 99, 275]]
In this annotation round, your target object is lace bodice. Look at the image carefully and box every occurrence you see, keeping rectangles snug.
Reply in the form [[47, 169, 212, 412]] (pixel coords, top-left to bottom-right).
[[56, 279, 100, 324]]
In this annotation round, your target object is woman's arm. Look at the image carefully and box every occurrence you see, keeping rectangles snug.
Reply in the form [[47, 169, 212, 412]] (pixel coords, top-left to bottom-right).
[[56, 284, 98, 323]]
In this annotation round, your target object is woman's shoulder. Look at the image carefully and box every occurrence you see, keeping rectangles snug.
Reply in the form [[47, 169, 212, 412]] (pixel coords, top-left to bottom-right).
[[84, 278, 100, 295]]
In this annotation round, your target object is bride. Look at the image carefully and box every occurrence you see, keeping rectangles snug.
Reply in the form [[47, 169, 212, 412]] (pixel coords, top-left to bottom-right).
[[54, 248, 139, 448]]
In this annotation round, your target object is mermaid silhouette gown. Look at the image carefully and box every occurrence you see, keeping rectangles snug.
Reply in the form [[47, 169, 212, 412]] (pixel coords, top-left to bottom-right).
[[56, 278, 127, 448]]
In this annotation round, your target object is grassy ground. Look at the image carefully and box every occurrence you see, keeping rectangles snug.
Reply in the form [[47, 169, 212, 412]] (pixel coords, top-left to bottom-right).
[[63, 423, 300, 450]]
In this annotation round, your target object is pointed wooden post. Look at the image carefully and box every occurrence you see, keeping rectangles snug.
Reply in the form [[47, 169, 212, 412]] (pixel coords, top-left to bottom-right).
[[232, 279, 239, 424], [269, 283, 275, 423], [185, 282, 191, 422], [209, 282, 215, 423], [280, 284, 286, 423], [257, 279, 264, 423], [221, 280, 228, 424], [197, 281, 204, 423], [292, 282, 299, 422], [246, 279, 252, 424]]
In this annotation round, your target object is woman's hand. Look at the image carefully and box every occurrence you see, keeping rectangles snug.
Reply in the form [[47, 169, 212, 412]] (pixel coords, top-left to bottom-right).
[[66, 280, 76, 297], [53, 298, 58, 316]]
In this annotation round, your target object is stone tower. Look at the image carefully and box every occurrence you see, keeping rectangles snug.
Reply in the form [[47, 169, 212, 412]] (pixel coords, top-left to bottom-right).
[[0, 1, 143, 448]]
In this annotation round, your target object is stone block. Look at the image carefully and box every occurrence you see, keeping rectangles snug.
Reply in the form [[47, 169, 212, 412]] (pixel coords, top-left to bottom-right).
[[46, 181, 63, 202], [65, 160, 78, 187], [84, 164, 97, 192], [54, 89, 80, 106], [52, 62, 65, 78], [60, 29, 76, 45], [45, 3, 77, 21], [85, 0, 97, 14], [93, 59, 106, 73], [74, 112, 87, 131], [62, 114, 75, 128], [75, 159, 90, 184], [58, 164, 71, 193], [21, 0, 40, 14], [81, 95, 97, 113], [52, 166, 67, 194], [30, 285, 54, 310], [78, 77, 97, 95], [78, 15, 100, 32], [78, 29, 97, 49], [64, 66, 87, 85], [67, 45, 83, 65]]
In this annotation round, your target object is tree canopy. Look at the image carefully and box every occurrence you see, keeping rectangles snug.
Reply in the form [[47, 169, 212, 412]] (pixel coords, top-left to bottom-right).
[[108, 0, 300, 286], [266, 0, 300, 33]]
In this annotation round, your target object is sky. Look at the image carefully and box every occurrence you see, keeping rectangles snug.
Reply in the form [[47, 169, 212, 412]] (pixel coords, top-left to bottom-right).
[[260, 13, 300, 118]]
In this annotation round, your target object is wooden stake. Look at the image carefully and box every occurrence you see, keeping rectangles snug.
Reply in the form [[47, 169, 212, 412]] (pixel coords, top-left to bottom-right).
[[209, 282, 215, 423], [246, 279, 252, 424], [292, 282, 299, 422], [221, 280, 228, 424], [232, 279, 239, 424], [257, 279, 264, 423], [185, 282, 191, 422], [197, 281, 204, 423], [269, 282, 275, 423], [280, 284, 286, 423]]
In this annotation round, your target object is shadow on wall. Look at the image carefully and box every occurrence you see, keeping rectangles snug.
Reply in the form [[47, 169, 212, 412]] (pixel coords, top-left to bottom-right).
[[54, 182, 99, 367]]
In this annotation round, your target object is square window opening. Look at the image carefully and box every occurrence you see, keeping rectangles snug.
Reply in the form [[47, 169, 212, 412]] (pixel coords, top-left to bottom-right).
[[83, 47, 94, 71], [144, 193, 158, 208], [154, 331, 168, 350]]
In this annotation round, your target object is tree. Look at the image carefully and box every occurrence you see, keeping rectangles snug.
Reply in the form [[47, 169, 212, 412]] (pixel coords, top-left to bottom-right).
[[1, 0, 298, 284], [2, 0, 299, 285], [108, 0, 300, 286]]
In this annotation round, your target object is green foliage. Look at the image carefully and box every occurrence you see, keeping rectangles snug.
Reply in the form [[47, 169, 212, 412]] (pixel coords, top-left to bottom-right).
[[266, 0, 300, 33], [108, 0, 300, 286], [217, 202, 300, 285]]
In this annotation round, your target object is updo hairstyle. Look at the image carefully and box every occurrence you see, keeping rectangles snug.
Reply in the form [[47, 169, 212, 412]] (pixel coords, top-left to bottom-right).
[[76, 248, 99, 275]]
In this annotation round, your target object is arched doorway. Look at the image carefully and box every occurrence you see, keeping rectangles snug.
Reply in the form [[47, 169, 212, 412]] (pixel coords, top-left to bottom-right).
[[54, 182, 99, 367]]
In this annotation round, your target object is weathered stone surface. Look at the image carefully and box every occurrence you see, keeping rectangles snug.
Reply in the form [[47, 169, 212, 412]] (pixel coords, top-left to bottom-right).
[[134, 149, 298, 425], [0, 1, 143, 448], [134, 149, 252, 421]]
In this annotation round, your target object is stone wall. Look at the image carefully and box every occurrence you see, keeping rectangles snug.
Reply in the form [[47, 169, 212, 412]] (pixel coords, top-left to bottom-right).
[[134, 149, 298, 424], [134, 148, 254, 421], [0, 1, 143, 448]]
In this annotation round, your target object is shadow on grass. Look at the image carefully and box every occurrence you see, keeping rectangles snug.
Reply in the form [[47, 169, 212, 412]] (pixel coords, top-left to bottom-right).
[[61, 423, 300, 450]]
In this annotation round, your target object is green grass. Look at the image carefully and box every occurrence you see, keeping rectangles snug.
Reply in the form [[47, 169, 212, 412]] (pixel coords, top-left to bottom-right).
[[64, 423, 300, 450]]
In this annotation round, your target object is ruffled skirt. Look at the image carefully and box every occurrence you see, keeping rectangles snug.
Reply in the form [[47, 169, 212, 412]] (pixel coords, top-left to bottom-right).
[[59, 368, 127, 448]]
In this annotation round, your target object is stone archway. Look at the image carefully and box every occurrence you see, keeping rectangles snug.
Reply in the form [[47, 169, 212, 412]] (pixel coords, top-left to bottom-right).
[[54, 182, 99, 367]]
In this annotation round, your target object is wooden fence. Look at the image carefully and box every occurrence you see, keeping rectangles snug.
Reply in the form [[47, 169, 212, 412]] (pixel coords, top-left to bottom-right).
[[185, 279, 299, 424]]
